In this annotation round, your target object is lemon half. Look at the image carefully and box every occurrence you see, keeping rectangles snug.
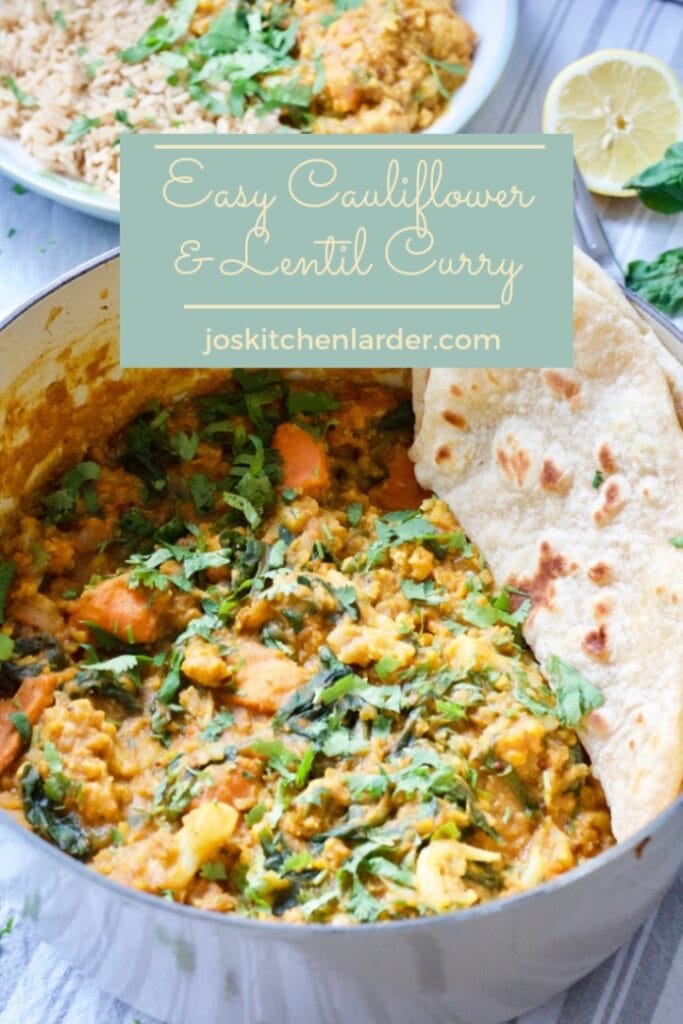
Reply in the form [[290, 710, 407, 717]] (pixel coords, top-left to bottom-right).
[[543, 49, 683, 197]]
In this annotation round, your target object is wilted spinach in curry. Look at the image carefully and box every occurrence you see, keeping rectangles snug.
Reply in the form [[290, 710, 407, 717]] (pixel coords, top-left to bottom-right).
[[0, 375, 612, 922]]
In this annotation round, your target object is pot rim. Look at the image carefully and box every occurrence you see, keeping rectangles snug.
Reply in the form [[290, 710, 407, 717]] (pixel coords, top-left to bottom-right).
[[0, 247, 120, 334], [1, 248, 681, 936]]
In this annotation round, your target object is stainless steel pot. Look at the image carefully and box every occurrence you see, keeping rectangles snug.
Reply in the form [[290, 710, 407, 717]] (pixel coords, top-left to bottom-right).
[[1, 252, 682, 1024]]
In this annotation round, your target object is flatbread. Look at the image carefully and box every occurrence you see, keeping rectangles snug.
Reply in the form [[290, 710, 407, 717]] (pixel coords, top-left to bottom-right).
[[573, 248, 683, 425], [409, 252, 683, 841]]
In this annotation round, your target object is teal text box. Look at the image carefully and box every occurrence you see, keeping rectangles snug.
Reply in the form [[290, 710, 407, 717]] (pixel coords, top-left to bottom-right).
[[120, 134, 573, 368]]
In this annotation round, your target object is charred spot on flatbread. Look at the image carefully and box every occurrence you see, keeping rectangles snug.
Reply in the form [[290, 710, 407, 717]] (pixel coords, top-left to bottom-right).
[[507, 541, 576, 618], [583, 625, 610, 662], [587, 562, 612, 586], [597, 442, 618, 475], [496, 433, 532, 488], [442, 409, 468, 430], [541, 370, 581, 402], [593, 475, 629, 526]]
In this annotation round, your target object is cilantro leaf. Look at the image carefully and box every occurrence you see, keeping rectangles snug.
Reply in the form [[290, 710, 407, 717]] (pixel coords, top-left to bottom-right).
[[189, 472, 216, 515], [64, 114, 101, 144], [670, 536, 683, 548], [329, 584, 360, 621], [346, 502, 363, 527], [286, 391, 339, 416], [120, 0, 199, 63], [461, 591, 530, 629], [200, 861, 228, 881], [42, 461, 100, 526], [9, 710, 31, 744], [171, 430, 200, 462], [4, 76, 37, 107], [365, 511, 466, 569], [401, 579, 445, 606], [547, 656, 604, 726], [201, 709, 235, 741]]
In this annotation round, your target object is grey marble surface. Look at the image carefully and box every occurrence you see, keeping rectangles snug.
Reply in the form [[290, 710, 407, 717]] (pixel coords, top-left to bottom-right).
[[0, 1, 681, 1023]]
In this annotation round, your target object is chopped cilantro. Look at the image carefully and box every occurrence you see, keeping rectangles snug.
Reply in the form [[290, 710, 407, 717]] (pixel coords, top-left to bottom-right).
[[592, 470, 604, 489], [120, 0, 199, 63], [365, 511, 466, 569], [245, 802, 267, 826], [200, 861, 228, 881], [153, 756, 210, 821], [328, 584, 359, 621], [0, 635, 14, 662], [42, 461, 100, 525], [201, 710, 235, 741], [64, 114, 101, 144], [286, 391, 339, 416], [670, 537, 683, 548], [401, 578, 445, 606], [547, 656, 604, 726], [346, 502, 363, 527], [9, 710, 31, 743], [189, 472, 216, 515], [4, 76, 37, 107], [461, 591, 530, 629], [171, 430, 200, 462]]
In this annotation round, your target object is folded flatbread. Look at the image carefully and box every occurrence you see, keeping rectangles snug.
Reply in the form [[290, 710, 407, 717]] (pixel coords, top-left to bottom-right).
[[410, 250, 683, 841]]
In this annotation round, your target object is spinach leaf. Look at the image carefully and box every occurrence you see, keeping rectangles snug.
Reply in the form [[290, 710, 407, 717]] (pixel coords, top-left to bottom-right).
[[0, 560, 16, 624], [119, 411, 177, 495], [20, 765, 91, 859], [625, 247, 683, 316], [376, 399, 414, 431], [625, 142, 683, 214]]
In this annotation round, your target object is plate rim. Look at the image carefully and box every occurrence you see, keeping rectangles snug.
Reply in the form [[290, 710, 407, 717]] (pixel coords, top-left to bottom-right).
[[0, 0, 518, 224]]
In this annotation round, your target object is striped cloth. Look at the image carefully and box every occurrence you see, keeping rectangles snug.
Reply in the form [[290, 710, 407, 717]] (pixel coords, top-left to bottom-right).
[[1, 0, 682, 1021]]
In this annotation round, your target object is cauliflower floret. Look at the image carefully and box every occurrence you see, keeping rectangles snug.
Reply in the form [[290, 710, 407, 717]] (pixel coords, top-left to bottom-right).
[[415, 839, 501, 911]]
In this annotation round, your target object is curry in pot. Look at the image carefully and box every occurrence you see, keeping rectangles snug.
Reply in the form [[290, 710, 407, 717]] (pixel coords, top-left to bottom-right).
[[0, 375, 613, 922]]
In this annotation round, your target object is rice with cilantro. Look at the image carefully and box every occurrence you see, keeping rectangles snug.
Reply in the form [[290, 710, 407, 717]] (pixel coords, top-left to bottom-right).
[[0, 0, 475, 198]]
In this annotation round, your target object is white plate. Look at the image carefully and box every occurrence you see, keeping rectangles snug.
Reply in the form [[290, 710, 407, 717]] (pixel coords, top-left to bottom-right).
[[0, 0, 517, 224]]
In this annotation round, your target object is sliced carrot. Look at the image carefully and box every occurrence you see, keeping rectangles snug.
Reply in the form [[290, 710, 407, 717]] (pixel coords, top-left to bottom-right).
[[204, 766, 258, 810], [71, 574, 161, 644], [272, 422, 331, 497], [0, 668, 72, 773], [228, 640, 308, 715], [372, 447, 430, 511]]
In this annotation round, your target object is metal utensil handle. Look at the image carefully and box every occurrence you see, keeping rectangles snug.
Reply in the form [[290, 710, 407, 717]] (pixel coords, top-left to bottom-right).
[[572, 161, 623, 279], [573, 160, 683, 364]]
